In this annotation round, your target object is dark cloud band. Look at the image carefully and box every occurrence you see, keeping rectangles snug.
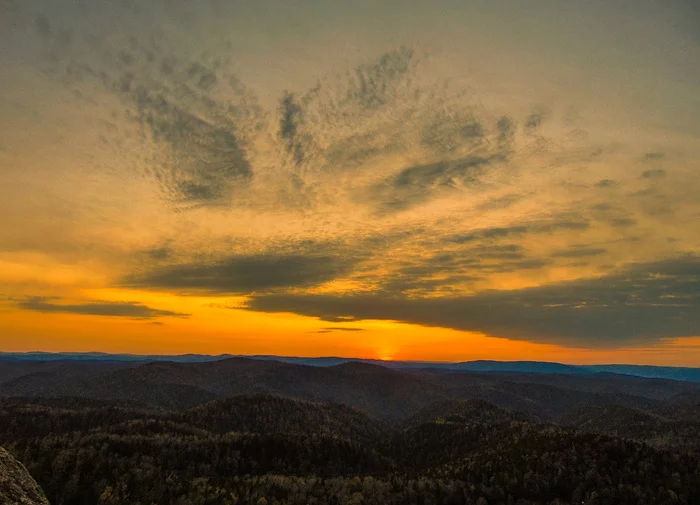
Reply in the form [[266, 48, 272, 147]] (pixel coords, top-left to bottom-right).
[[17, 297, 189, 319], [245, 256, 700, 347], [125, 252, 358, 294]]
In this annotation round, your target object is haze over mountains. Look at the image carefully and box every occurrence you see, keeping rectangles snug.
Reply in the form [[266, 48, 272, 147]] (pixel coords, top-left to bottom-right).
[[3, 352, 700, 382], [1, 354, 699, 422]]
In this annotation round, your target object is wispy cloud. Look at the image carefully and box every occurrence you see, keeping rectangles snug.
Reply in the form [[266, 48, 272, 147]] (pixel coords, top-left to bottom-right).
[[1, 0, 699, 359], [17, 297, 189, 319], [313, 327, 365, 333], [125, 246, 362, 294]]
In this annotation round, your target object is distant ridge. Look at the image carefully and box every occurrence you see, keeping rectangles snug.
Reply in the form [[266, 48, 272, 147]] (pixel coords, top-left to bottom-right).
[[446, 360, 585, 374], [2, 352, 700, 382], [0, 351, 231, 363]]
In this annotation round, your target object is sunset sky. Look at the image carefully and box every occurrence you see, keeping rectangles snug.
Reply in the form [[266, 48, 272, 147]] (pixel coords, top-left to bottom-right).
[[1, 0, 699, 364]]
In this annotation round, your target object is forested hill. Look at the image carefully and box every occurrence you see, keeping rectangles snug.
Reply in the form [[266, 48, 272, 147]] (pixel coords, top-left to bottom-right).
[[1, 357, 699, 421], [2, 393, 700, 505], [2, 357, 700, 504]]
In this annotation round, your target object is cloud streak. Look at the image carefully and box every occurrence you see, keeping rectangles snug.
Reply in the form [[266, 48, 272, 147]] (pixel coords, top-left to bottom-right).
[[246, 256, 700, 347], [17, 297, 189, 319], [125, 250, 360, 294]]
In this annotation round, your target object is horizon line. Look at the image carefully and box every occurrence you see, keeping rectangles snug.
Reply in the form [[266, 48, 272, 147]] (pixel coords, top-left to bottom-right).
[[1, 350, 698, 370]]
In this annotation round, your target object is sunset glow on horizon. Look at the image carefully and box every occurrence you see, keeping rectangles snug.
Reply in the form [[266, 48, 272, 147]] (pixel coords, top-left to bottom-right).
[[2, 0, 700, 365]]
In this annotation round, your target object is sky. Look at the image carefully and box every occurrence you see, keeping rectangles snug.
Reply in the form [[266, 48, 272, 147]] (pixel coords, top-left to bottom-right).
[[1, 0, 700, 365]]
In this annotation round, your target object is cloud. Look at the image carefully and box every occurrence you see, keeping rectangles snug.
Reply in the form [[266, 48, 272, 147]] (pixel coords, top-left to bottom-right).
[[421, 109, 485, 154], [641, 169, 666, 179], [143, 242, 174, 261], [551, 247, 607, 258], [24, 13, 601, 219], [476, 194, 523, 210], [346, 46, 416, 110], [444, 219, 590, 245], [131, 80, 254, 206], [125, 250, 359, 294], [524, 105, 550, 130], [371, 156, 494, 212], [17, 297, 189, 319], [470, 244, 526, 260], [610, 217, 636, 228], [26, 10, 264, 209], [278, 91, 307, 167], [313, 327, 365, 333], [380, 250, 550, 294], [595, 179, 619, 189], [245, 255, 700, 347]]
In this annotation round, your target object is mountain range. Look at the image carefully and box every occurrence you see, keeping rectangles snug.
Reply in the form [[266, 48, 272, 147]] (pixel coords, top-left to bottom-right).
[[1, 355, 699, 422], [3, 352, 700, 381], [3, 354, 700, 503]]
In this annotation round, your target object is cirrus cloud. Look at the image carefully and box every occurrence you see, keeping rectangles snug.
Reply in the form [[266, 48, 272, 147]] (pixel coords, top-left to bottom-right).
[[16, 297, 189, 319]]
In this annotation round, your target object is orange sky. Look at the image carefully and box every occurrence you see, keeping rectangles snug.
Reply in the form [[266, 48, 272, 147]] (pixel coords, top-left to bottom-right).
[[3, 292, 700, 366], [1, 0, 700, 365]]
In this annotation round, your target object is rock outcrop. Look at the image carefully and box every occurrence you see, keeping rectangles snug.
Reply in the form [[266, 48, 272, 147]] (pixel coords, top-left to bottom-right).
[[0, 447, 49, 505]]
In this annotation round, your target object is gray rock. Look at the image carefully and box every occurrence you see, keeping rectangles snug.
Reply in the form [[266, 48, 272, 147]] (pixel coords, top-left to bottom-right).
[[0, 447, 49, 505]]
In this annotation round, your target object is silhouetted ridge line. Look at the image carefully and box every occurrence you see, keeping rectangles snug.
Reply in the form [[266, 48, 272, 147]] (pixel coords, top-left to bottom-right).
[[3, 352, 699, 382]]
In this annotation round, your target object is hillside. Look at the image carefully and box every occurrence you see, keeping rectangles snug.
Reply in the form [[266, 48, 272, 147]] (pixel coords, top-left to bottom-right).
[[181, 394, 387, 443], [1, 358, 448, 420], [2, 395, 700, 505], [3, 357, 697, 422], [404, 398, 534, 426], [560, 404, 700, 448], [3, 357, 700, 503]]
